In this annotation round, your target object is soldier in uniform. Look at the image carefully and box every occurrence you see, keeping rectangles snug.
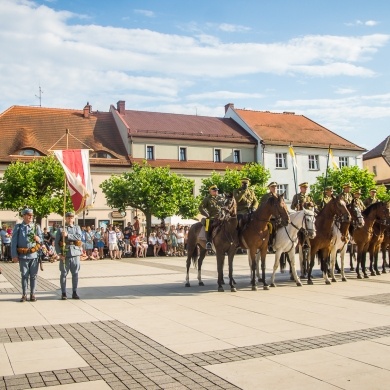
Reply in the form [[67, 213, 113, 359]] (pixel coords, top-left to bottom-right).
[[55, 211, 83, 300], [318, 186, 334, 209], [199, 185, 225, 250], [339, 182, 353, 205], [11, 208, 43, 302], [364, 188, 378, 207], [260, 181, 278, 204], [291, 182, 314, 211], [233, 177, 258, 216], [259, 182, 278, 252], [353, 189, 365, 211]]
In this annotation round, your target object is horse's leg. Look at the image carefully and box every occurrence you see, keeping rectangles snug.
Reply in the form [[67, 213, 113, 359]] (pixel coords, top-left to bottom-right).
[[197, 247, 207, 286], [382, 246, 388, 273], [329, 246, 337, 283], [228, 248, 236, 292], [255, 250, 261, 282], [321, 249, 331, 285], [260, 246, 269, 290], [298, 244, 305, 278], [307, 249, 316, 285], [288, 247, 302, 286], [249, 250, 257, 291], [362, 251, 369, 278], [270, 249, 282, 287], [374, 248, 381, 275], [340, 244, 348, 282], [216, 251, 225, 292], [185, 242, 198, 287], [350, 244, 355, 271]]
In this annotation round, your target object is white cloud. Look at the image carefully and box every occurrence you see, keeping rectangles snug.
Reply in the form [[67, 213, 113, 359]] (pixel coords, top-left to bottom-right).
[[345, 19, 380, 27], [186, 91, 264, 100], [218, 23, 251, 32], [134, 9, 155, 18], [334, 87, 356, 95]]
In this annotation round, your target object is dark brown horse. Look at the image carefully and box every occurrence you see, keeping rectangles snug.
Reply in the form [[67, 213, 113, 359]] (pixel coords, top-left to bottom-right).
[[307, 195, 351, 285], [380, 228, 390, 273], [368, 221, 386, 276], [352, 201, 390, 279], [240, 194, 290, 291], [185, 196, 239, 292]]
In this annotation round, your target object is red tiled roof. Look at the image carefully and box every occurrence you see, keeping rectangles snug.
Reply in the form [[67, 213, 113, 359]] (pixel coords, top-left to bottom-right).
[[122, 110, 256, 144], [363, 136, 390, 165], [130, 158, 246, 171], [0, 106, 130, 166], [234, 109, 365, 151]]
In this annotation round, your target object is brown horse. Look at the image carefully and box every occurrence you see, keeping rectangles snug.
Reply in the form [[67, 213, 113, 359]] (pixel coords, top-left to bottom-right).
[[368, 221, 386, 276], [307, 195, 351, 285], [352, 201, 390, 279], [185, 196, 239, 292], [240, 194, 290, 291], [380, 228, 390, 273]]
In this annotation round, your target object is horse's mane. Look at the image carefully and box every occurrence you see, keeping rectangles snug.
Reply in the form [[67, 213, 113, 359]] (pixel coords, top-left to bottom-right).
[[362, 201, 384, 217]]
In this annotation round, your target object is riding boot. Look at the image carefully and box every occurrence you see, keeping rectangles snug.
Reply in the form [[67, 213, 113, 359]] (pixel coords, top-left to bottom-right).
[[206, 228, 212, 250]]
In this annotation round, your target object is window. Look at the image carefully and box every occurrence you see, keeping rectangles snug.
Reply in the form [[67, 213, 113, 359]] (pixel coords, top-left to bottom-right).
[[91, 151, 114, 159], [214, 149, 221, 162], [308, 155, 319, 170], [179, 147, 187, 161], [233, 150, 241, 163], [275, 153, 287, 168], [146, 146, 154, 160], [373, 166, 377, 176], [18, 149, 43, 156], [339, 156, 348, 168], [277, 184, 288, 199]]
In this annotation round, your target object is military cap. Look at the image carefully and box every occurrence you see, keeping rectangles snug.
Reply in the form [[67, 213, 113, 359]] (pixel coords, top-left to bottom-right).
[[65, 211, 75, 217], [342, 182, 352, 188], [369, 188, 377, 193], [268, 181, 277, 187], [353, 189, 362, 195], [325, 186, 333, 191], [299, 182, 309, 188], [209, 185, 219, 191], [21, 208, 34, 215], [240, 177, 250, 183]]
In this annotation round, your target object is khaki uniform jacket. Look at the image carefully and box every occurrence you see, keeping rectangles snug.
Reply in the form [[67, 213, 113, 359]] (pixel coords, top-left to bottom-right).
[[291, 193, 314, 211], [339, 191, 353, 205], [317, 195, 333, 210], [260, 192, 277, 205], [199, 194, 225, 219], [354, 198, 366, 211], [233, 188, 258, 215], [364, 196, 378, 208]]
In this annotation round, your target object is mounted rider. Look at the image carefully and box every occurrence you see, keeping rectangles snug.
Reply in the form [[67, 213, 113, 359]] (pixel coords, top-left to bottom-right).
[[199, 185, 225, 250], [260, 181, 278, 252], [339, 182, 353, 205], [317, 186, 334, 210], [291, 182, 315, 211], [364, 188, 378, 208], [353, 189, 366, 211], [233, 177, 258, 228]]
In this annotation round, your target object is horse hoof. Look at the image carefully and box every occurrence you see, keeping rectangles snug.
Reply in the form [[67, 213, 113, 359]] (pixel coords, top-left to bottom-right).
[[342, 277, 347, 282], [218, 287, 224, 292], [307, 279, 313, 285], [263, 285, 269, 290], [199, 282, 205, 286], [270, 283, 276, 288], [383, 269, 387, 274], [375, 271, 381, 276], [357, 274, 362, 279], [364, 274, 369, 279], [231, 287, 237, 292], [331, 278, 337, 283], [185, 283, 190, 287], [325, 280, 331, 285], [370, 271, 376, 277], [252, 286, 257, 291], [350, 267, 355, 272], [296, 282, 302, 287]]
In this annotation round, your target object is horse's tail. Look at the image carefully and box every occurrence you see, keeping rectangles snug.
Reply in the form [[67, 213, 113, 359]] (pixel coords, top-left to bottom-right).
[[188, 244, 198, 269]]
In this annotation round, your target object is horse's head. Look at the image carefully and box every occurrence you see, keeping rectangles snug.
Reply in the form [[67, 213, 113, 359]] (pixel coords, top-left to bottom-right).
[[347, 198, 364, 228], [302, 209, 316, 239], [217, 194, 237, 221], [375, 201, 390, 226], [331, 195, 351, 223], [270, 192, 290, 227]]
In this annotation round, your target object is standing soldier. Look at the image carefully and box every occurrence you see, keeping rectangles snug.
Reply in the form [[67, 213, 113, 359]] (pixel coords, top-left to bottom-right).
[[364, 188, 378, 207], [233, 178, 258, 216], [11, 208, 42, 302], [291, 182, 315, 211], [353, 189, 365, 211], [55, 211, 82, 300], [339, 182, 353, 205], [199, 185, 225, 250]]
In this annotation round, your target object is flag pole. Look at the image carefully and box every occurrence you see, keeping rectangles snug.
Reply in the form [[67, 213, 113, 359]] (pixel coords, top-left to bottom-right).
[[322, 144, 331, 208], [62, 129, 69, 261]]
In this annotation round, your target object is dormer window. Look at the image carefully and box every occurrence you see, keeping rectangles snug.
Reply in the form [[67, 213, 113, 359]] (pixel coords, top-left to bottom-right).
[[18, 149, 43, 156], [91, 151, 115, 159]]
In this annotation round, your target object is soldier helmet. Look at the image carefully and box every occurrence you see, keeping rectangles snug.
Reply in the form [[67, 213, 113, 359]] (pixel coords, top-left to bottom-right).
[[209, 185, 219, 191], [21, 208, 34, 215], [240, 177, 250, 184], [268, 181, 277, 188], [342, 182, 352, 188], [65, 211, 75, 217], [299, 182, 309, 188]]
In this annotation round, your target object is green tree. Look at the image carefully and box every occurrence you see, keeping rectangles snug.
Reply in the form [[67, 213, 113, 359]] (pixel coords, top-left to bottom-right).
[[310, 166, 388, 204], [199, 162, 270, 200], [100, 162, 198, 237], [0, 156, 73, 224]]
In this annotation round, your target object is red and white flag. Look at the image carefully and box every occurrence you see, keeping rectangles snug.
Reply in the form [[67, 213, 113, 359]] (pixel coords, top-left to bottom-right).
[[54, 149, 94, 214]]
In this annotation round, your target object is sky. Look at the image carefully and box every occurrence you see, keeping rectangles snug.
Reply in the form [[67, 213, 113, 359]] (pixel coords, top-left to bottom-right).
[[1, 0, 390, 151]]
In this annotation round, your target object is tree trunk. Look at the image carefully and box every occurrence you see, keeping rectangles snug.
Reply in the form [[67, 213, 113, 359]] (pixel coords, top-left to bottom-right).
[[145, 212, 152, 240]]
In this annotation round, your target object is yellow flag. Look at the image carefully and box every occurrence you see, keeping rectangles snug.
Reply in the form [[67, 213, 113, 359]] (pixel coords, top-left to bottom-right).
[[289, 146, 297, 171], [328, 148, 339, 170]]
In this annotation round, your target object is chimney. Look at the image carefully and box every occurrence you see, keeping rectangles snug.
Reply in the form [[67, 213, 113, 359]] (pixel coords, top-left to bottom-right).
[[117, 100, 125, 115], [224, 103, 234, 113], [83, 102, 92, 118]]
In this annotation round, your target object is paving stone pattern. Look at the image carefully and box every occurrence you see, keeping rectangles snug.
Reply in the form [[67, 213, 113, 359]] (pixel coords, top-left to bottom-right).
[[349, 292, 390, 305]]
